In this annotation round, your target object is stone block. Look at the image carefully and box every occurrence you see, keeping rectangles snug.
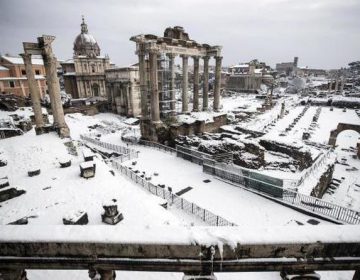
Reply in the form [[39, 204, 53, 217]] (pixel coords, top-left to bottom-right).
[[101, 204, 123, 225], [63, 210, 88, 225]]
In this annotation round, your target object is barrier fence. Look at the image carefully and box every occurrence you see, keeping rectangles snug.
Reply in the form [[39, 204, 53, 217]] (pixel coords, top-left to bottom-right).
[[80, 134, 136, 155], [112, 160, 236, 227], [204, 158, 360, 224], [139, 140, 177, 154], [81, 136, 359, 225]]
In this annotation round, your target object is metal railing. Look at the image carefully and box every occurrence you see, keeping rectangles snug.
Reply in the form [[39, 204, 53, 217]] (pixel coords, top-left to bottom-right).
[[112, 161, 236, 227], [204, 159, 360, 224], [80, 134, 136, 155], [139, 140, 177, 154], [81, 137, 359, 225]]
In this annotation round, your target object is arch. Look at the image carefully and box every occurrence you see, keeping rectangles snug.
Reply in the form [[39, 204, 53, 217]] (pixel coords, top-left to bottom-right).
[[91, 83, 100, 97], [328, 123, 360, 146]]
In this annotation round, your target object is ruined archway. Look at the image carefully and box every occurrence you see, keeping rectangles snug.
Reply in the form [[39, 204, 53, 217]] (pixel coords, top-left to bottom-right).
[[328, 123, 360, 146], [91, 83, 99, 97]]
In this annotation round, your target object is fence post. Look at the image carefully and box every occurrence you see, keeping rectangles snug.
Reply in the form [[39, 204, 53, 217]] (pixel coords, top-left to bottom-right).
[[163, 189, 165, 199], [155, 186, 158, 196], [216, 216, 219, 226], [181, 198, 183, 209], [191, 203, 194, 214], [203, 209, 206, 221]]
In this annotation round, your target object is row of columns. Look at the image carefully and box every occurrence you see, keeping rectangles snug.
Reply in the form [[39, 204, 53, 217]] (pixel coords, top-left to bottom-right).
[[138, 50, 222, 124], [328, 78, 344, 94], [21, 38, 69, 138]]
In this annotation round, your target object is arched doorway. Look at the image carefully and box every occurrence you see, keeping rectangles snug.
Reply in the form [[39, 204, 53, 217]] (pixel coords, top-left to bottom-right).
[[328, 123, 360, 147], [92, 83, 100, 97]]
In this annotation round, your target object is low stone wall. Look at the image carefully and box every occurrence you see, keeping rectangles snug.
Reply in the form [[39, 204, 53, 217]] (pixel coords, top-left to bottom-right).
[[311, 164, 335, 198], [141, 114, 228, 145], [259, 139, 313, 170]]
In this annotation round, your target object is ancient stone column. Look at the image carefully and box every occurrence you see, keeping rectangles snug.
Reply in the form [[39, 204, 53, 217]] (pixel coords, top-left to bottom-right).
[[340, 77, 344, 94], [39, 36, 70, 138], [202, 56, 210, 111], [213, 56, 222, 112], [335, 79, 339, 92], [168, 53, 176, 115], [192, 56, 200, 112], [138, 49, 149, 119], [149, 50, 161, 123], [20, 53, 44, 135], [42, 52, 70, 138], [181, 55, 189, 113]]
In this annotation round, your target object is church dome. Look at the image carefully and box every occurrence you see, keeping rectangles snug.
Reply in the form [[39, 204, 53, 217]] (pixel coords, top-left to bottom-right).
[[73, 16, 100, 57]]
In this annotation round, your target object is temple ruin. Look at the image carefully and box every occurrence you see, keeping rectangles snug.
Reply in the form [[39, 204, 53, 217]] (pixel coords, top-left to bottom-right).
[[130, 26, 223, 142], [21, 35, 70, 138]]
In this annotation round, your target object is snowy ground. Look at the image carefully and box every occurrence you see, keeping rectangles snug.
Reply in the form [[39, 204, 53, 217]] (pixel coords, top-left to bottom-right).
[[219, 94, 360, 210], [0, 127, 200, 227], [0, 104, 358, 279]]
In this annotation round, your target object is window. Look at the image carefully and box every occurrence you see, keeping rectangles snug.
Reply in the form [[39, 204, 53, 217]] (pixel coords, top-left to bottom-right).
[[84, 64, 87, 71], [9, 81, 15, 88], [35, 70, 40, 75], [21, 70, 26, 75], [91, 65, 95, 73]]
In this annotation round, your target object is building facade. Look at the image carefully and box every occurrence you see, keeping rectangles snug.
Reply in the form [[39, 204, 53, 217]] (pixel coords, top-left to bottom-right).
[[105, 66, 141, 117], [226, 60, 274, 93], [276, 57, 298, 76], [0, 55, 47, 98], [61, 17, 110, 99]]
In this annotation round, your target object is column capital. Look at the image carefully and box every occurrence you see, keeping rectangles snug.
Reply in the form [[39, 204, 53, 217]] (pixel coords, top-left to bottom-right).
[[214, 55, 223, 61], [180, 54, 189, 59], [19, 53, 32, 64], [192, 55, 200, 61], [167, 53, 176, 59]]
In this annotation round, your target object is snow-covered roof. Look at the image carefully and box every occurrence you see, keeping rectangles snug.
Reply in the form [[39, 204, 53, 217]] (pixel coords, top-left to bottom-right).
[[61, 59, 74, 64], [230, 64, 249, 68], [0, 75, 45, 81], [0, 65, 9, 71], [1, 55, 44, 65]]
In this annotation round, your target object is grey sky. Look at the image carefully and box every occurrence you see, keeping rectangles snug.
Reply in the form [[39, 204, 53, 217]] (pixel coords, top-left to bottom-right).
[[0, 0, 359, 69]]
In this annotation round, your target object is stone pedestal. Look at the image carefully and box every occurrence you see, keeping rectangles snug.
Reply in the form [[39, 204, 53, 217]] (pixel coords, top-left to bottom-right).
[[101, 204, 123, 225], [88, 268, 116, 280]]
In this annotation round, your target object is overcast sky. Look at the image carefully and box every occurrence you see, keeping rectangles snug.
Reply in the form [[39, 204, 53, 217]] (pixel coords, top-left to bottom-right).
[[0, 0, 359, 69]]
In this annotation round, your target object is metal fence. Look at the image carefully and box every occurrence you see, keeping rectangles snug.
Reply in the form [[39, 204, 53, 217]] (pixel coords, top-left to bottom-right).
[[80, 134, 136, 155], [296, 149, 333, 187], [139, 140, 177, 154], [82, 137, 359, 225], [205, 159, 360, 224], [176, 145, 213, 165], [112, 161, 236, 227], [203, 158, 285, 198]]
